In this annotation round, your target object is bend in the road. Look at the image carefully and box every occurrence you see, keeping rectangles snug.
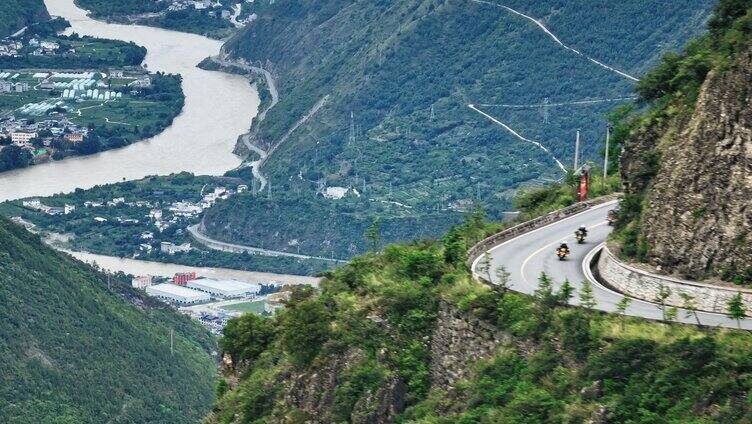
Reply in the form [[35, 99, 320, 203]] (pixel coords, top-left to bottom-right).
[[474, 200, 752, 330]]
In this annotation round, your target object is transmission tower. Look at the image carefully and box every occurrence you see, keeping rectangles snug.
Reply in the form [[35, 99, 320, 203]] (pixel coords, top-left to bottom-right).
[[540, 97, 550, 124], [349, 111, 356, 145]]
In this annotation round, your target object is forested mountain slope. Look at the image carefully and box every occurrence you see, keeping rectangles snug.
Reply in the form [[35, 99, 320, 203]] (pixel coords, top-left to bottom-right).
[[205, 0, 714, 259], [0, 0, 49, 37], [0, 217, 216, 423]]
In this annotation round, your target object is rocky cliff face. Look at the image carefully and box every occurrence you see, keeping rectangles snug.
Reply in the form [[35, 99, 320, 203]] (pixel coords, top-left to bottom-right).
[[216, 300, 507, 424], [622, 50, 752, 279], [274, 348, 404, 424]]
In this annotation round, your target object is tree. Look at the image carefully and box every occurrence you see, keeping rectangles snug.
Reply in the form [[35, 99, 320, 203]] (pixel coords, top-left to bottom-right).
[[219, 313, 274, 366], [364, 217, 381, 252], [654, 285, 671, 321], [0, 145, 32, 172], [615, 295, 632, 330], [679, 292, 702, 326], [280, 297, 332, 367], [442, 227, 465, 266], [726, 292, 746, 329], [534, 272, 556, 309], [557, 279, 575, 305], [494, 264, 511, 296], [665, 306, 678, 323], [75, 134, 102, 155], [477, 251, 492, 282], [579, 280, 596, 310]]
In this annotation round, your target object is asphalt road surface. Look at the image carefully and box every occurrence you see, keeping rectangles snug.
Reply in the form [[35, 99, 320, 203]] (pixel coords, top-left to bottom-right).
[[473, 200, 752, 329]]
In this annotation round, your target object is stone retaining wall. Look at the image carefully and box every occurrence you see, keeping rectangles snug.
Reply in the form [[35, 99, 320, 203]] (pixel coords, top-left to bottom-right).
[[430, 300, 510, 388], [467, 194, 620, 271], [597, 246, 752, 313]]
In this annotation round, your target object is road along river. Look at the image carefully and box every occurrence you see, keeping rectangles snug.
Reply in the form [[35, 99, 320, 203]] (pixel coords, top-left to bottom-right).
[[0, 0, 260, 202]]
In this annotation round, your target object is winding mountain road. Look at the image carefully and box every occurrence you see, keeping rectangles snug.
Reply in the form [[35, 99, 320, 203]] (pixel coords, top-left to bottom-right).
[[472, 200, 752, 329], [468, 104, 567, 173], [469, 0, 639, 82]]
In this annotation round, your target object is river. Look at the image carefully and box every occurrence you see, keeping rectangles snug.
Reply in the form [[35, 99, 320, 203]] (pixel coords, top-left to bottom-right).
[[66, 250, 319, 286], [0, 0, 259, 202]]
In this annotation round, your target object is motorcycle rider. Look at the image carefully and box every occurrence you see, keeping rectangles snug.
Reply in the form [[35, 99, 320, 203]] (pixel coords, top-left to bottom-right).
[[557, 241, 570, 256], [578, 226, 588, 237], [607, 209, 616, 225]]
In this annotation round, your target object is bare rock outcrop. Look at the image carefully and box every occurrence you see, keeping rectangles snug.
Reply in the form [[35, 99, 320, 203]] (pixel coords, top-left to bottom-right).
[[623, 49, 752, 279]]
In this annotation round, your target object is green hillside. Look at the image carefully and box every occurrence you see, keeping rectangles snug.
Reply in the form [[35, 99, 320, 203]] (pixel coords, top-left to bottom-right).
[[0, 0, 50, 38], [206, 205, 752, 424], [0, 217, 216, 423], [205, 0, 714, 259]]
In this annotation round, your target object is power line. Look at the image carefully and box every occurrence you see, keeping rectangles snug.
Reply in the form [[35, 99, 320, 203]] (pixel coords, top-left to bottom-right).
[[477, 96, 636, 109]]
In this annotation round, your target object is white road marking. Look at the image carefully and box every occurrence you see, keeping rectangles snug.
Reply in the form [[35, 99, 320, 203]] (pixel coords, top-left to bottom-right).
[[470, 200, 616, 277], [520, 221, 608, 286]]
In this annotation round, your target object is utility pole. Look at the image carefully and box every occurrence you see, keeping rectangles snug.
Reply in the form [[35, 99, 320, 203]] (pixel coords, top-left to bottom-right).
[[170, 328, 174, 356], [603, 125, 611, 190], [349, 111, 356, 145], [574, 130, 581, 171], [430, 104, 435, 121], [107, 274, 110, 291]]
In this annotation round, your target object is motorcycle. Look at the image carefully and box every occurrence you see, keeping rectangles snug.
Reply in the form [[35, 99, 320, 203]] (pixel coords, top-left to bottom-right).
[[575, 229, 586, 244], [607, 210, 616, 226], [556, 247, 569, 260]]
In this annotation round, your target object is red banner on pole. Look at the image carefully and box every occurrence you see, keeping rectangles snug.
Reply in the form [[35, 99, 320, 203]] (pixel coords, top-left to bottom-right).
[[578, 171, 589, 202]]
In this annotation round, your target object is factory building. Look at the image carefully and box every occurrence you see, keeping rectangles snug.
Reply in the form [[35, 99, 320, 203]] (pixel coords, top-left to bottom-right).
[[173, 271, 197, 286], [145, 283, 210, 305], [187, 278, 261, 299], [131, 275, 153, 290]]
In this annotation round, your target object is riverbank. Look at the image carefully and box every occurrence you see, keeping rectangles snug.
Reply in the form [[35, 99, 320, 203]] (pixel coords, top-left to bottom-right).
[[64, 249, 320, 287], [74, 0, 241, 40], [0, 0, 259, 202]]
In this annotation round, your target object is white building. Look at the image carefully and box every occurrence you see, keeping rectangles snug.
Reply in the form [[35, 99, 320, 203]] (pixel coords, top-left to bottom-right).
[[146, 283, 210, 304], [161, 241, 191, 255], [323, 186, 351, 199], [187, 278, 261, 299], [169, 201, 203, 217], [131, 275, 154, 289], [149, 209, 163, 220], [11, 131, 37, 145]]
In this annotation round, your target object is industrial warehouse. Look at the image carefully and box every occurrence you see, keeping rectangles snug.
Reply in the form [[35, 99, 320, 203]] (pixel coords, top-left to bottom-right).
[[137, 273, 264, 305], [187, 278, 261, 299], [145, 283, 211, 305]]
